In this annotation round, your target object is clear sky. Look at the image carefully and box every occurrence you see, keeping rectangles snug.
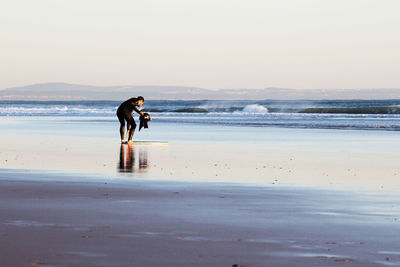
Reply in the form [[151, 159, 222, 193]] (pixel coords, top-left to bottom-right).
[[1, 0, 399, 90]]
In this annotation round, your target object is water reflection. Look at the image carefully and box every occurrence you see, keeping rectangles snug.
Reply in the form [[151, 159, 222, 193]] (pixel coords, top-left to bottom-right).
[[118, 144, 149, 173]]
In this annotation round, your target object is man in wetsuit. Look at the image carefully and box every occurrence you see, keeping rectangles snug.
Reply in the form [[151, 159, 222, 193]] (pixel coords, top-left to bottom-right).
[[116, 96, 144, 143]]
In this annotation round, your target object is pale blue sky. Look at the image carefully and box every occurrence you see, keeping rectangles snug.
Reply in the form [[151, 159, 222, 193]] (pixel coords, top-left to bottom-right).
[[1, 0, 399, 89]]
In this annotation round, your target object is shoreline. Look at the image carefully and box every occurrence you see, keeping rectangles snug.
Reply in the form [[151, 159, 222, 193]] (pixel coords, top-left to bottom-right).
[[1, 167, 399, 195]]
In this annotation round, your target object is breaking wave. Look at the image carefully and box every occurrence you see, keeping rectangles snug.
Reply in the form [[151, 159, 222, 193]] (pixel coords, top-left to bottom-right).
[[239, 104, 268, 114], [0, 106, 117, 116]]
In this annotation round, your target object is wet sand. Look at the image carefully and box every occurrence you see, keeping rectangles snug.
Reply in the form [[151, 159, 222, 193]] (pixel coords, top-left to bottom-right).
[[1, 117, 400, 266], [1, 177, 400, 267], [1, 131, 400, 191]]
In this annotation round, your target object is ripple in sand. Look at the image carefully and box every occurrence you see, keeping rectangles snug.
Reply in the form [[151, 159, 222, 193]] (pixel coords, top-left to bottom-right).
[[177, 236, 231, 242], [118, 200, 138, 203], [136, 231, 182, 236], [268, 251, 354, 262], [378, 251, 400, 256], [65, 251, 107, 257], [290, 244, 328, 250], [375, 260, 400, 266], [310, 211, 346, 216], [3, 219, 92, 231], [246, 238, 295, 244]]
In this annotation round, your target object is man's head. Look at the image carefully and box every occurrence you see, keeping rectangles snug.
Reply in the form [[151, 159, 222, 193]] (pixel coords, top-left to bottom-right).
[[137, 96, 144, 106]]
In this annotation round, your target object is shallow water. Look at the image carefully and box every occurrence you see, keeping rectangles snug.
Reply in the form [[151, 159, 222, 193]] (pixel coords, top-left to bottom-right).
[[1, 116, 399, 191]]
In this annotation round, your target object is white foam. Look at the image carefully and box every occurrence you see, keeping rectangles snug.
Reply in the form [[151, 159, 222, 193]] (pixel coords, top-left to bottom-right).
[[0, 106, 116, 115], [237, 104, 268, 114]]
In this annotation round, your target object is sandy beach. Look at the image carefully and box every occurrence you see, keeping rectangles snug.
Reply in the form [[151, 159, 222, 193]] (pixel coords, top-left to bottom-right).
[[1, 116, 400, 266], [1, 177, 400, 267], [2, 0, 400, 264]]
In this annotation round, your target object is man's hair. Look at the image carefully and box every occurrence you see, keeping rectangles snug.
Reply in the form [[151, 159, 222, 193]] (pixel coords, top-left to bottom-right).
[[137, 96, 144, 101]]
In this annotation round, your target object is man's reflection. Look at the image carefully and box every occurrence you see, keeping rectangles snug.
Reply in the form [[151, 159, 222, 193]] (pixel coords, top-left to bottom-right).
[[139, 149, 148, 173], [118, 144, 149, 173]]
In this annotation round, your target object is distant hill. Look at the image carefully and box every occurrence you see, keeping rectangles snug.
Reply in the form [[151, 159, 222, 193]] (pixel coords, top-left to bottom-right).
[[1, 83, 400, 100]]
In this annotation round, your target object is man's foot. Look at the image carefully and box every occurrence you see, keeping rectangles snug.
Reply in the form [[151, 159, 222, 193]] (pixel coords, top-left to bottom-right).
[[121, 139, 127, 144]]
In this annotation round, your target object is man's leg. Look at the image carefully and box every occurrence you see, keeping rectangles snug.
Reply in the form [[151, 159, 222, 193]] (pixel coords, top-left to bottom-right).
[[117, 113, 126, 142], [127, 118, 137, 142], [126, 124, 131, 139]]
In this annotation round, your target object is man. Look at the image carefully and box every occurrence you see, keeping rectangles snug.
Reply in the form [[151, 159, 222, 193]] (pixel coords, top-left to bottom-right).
[[116, 96, 144, 143]]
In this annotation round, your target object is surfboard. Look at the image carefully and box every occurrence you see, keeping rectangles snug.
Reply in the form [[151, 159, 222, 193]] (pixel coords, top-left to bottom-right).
[[121, 141, 168, 145]]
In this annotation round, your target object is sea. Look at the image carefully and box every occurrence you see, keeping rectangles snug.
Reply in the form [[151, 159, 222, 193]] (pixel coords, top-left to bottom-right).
[[1, 99, 400, 131]]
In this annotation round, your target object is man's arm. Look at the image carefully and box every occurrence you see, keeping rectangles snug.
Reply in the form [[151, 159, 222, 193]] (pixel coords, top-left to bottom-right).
[[131, 103, 144, 115]]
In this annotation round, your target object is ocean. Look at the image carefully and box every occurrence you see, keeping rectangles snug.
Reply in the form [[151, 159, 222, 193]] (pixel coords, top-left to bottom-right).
[[1, 99, 400, 131]]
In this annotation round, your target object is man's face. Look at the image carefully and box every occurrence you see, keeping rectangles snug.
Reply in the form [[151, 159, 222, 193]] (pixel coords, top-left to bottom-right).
[[137, 100, 144, 107]]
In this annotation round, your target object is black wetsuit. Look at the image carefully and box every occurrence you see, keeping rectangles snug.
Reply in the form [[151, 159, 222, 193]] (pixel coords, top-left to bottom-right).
[[116, 98, 142, 141]]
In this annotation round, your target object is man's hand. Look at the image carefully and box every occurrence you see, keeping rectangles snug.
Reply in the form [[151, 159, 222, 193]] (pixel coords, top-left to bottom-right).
[[140, 111, 144, 115]]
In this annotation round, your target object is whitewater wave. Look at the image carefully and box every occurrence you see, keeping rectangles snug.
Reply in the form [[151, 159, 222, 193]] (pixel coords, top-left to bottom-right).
[[2, 100, 400, 131], [3, 100, 400, 117], [0, 106, 117, 116], [234, 104, 268, 114], [5, 105, 400, 116]]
